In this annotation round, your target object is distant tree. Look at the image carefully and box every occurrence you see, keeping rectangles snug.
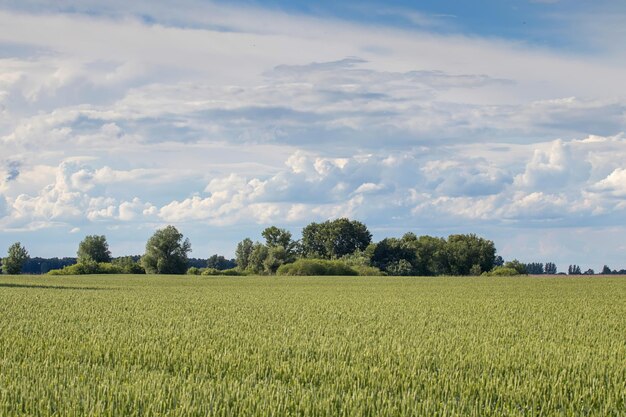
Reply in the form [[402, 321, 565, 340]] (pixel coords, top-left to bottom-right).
[[301, 218, 372, 259], [413, 235, 448, 276], [263, 245, 290, 274], [504, 259, 527, 275], [141, 226, 191, 274], [112, 256, 145, 274], [386, 259, 414, 276], [261, 226, 297, 253], [544, 262, 557, 275], [469, 264, 482, 276], [246, 242, 269, 274], [493, 255, 504, 267], [206, 254, 236, 270], [370, 237, 416, 275], [601, 265, 612, 275], [568, 265, 581, 275], [2, 242, 29, 274], [524, 262, 544, 275], [77, 235, 111, 263], [235, 238, 254, 271], [445, 234, 496, 276], [583, 268, 595, 275]]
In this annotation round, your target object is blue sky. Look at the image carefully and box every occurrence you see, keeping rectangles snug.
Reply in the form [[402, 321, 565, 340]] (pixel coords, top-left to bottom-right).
[[1, 0, 626, 271]]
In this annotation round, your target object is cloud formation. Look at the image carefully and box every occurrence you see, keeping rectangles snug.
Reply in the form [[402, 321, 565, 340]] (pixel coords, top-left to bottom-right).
[[0, 1, 625, 269]]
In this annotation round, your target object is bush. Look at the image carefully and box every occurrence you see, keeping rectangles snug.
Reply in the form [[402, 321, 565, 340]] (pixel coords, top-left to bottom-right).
[[187, 267, 202, 275], [276, 259, 358, 276], [482, 266, 520, 277], [200, 268, 246, 276], [112, 257, 145, 274], [48, 261, 124, 275]]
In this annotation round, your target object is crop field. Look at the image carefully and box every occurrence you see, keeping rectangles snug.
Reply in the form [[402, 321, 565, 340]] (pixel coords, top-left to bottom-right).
[[0, 275, 624, 416]]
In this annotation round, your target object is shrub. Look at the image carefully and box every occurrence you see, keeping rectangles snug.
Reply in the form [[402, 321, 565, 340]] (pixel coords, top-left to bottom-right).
[[48, 261, 124, 275], [112, 257, 145, 274], [200, 268, 246, 276], [187, 267, 202, 275], [276, 259, 358, 276], [482, 266, 520, 277]]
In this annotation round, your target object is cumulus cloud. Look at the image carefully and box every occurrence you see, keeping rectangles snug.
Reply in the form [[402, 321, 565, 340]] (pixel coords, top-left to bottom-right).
[[0, 1, 625, 267]]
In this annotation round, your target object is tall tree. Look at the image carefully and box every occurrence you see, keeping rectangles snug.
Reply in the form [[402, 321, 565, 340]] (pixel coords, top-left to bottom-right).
[[261, 227, 294, 250], [235, 238, 254, 271], [206, 254, 236, 270], [141, 226, 191, 274], [301, 218, 372, 259], [77, 235, 111, 263], [2, 242, 29, 275], [544, 262, 558, 274], [445, 234, 496, 276]]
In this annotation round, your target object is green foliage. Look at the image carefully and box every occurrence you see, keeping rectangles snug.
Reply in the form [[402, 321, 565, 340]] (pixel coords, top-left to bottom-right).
[[412, 235, 448, 276], [112, 256, 145, 274], [276, 259, 357, 276], [545, 262, 558, 274], [77, 235, 111, 263], [370, 237, 416, 275], [385, 259, 414, 276], [187, 267, 201, 275], [261, 226, 298, 254], [235, 238, 254, 271], [469, 264, 482, 276], [141, 226, 191, 274], [206, 254, 236, 270], [504, 259, 528, 274], [48, 261, 123, 275], [246, 242, 269, 274], [0, 274, 624, 416], [301, 218, 372, 259], [2, 242, 29, 275], [445, 234, 496, 276], [482, 266, 521, 276]]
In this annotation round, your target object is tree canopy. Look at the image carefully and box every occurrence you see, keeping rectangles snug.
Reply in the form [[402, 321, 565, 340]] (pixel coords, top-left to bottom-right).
[[77, 235, 111, 263], [301, 218, 372, 259], [141, 226, 191, 274], [2, 242, 29, 274]]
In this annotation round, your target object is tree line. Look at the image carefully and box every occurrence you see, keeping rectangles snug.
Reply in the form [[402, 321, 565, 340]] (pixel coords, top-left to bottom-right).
[[1, 218, 624, 276]]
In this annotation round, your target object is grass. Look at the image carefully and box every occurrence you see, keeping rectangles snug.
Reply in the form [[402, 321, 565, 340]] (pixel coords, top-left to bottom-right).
[[0, 274, 624, 416]]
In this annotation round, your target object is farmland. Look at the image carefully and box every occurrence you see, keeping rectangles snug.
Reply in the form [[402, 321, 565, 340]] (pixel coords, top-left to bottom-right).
[[0, 275, 624, 416]]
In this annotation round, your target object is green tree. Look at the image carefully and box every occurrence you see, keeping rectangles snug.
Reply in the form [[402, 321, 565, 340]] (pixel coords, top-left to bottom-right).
[[504, 259, 527, 275], [141, 226, 191, 274], [77, 235, 111, 263], [301, 218, 372, 259], [263, 245, 290, 274], [246, 242, 269, 274], [206, 254, 236, 270], [112, 256, 145, 274], [261, 226, 296, 252], [2, 242, 29, 274], [235, 238, 254, 271], [544, 262, 557, 274], [413, 235, 448, 276], [370, 237, 416, 275], [445, 234, 496, 276]]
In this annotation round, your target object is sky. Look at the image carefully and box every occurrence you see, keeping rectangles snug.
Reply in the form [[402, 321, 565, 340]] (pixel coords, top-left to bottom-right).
[[1, 0, 626, 271]]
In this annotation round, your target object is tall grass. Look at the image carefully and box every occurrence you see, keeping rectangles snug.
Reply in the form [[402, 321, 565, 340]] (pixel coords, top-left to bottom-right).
[[0, 275, 624, 416]]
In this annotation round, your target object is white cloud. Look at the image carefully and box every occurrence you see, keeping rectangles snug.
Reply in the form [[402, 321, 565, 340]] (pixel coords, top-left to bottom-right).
[[0, 2, 625, 267]]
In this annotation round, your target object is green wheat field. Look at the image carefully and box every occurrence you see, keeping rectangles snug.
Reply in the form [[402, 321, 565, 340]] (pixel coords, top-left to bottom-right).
[[0, 275, 624, 416]]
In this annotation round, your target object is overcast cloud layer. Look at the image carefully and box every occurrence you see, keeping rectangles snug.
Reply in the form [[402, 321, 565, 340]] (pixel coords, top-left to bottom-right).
[[1, 0, 625, 270]]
